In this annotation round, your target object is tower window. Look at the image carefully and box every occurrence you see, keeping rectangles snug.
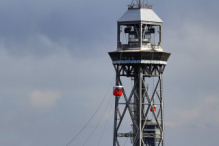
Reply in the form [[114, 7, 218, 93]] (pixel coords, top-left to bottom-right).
[[144, 33, 151, 39], [129, 33, 137, 39]]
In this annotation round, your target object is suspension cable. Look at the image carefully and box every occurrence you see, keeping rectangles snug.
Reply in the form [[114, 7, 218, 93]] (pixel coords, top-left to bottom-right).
[[66, 74, 115, 146], [97, 98, 114, 146], [123, 137, 129, 146], [82, 93, 114, 145]]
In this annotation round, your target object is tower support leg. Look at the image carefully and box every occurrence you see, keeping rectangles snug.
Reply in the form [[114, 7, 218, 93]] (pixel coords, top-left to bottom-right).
[[138, 66, 143, 146]]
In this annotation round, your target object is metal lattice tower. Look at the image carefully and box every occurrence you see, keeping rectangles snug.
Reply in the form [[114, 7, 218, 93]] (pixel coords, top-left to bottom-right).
[[108, 2, 171, 146]]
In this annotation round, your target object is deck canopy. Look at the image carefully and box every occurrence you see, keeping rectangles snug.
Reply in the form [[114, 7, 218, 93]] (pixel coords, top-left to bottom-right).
[[117, 8, 163, 51]]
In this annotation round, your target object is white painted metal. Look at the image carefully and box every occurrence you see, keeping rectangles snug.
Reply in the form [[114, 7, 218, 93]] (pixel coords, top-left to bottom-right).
[[118, 9, 163, 23], [112, 60, 167, 65]]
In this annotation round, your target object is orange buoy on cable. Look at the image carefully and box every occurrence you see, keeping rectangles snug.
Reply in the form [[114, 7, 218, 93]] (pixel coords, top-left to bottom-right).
[[150, 105, 156, 112], [113, 86, 123, 96]]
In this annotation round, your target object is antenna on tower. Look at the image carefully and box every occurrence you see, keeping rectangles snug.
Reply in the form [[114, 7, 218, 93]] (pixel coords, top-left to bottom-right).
[[129, 0, 152, 9]]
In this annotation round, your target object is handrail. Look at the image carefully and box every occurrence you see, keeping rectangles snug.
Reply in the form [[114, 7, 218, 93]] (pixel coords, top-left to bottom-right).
[[128, 4, 152, 9], [118, 44, 162, 50]]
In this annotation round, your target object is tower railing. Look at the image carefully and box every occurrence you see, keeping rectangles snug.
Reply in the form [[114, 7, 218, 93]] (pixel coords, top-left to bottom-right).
[[128, 4, 152, 9], [118, 44, 162, 50]]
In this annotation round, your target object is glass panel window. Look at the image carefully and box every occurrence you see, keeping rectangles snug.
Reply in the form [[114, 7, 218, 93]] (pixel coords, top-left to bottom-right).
[[129, 33, 136, 39], [144, 33, 151, 39], [129, 35, 134, 39]]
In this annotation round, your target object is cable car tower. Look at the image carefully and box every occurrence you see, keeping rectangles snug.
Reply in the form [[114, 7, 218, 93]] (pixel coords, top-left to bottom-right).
[[109, 0, 171, 146]]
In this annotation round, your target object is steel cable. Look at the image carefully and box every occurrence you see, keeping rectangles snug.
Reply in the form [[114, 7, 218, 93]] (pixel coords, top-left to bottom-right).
[[82, 93, 114, 146], [123, 137, 129, 146], [97, 97, 114, 146], [66, 74, 115, 146]]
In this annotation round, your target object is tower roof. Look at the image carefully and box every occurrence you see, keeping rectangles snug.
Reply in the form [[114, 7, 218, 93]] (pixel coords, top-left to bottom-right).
[[118, 8, 162, 23]]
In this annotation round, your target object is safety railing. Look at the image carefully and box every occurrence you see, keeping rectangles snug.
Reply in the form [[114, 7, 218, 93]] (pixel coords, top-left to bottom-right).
[[118, 44, 140, 50], [118, 44, 162, 50], [128, 4, 153, 9]]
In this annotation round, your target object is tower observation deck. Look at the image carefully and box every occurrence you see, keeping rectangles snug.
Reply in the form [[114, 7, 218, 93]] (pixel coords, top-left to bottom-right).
[[108, 1, 171, 146]]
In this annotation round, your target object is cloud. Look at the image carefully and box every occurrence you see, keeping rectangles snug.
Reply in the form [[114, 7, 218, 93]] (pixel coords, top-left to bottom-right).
[[166, 95, 219, 130], [30, 90, 60, 110], [0, 0, 218, 145]]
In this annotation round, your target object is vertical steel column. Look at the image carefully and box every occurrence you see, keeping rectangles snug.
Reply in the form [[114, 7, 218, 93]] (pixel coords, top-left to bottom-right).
[[139, 23, 142, 49], [113, 96, 118, 146], [133, 76, 138, 146], [159, 25, 162, 46], [113, 66, 120, 146], [138, 66, 143, 146], [160, 74, 164, 146], [139, 0, 141, 8], [117, 23, 120, 48]]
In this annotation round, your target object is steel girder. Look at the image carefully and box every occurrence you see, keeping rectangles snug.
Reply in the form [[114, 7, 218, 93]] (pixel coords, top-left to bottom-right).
[[113, 63, 165, 146]]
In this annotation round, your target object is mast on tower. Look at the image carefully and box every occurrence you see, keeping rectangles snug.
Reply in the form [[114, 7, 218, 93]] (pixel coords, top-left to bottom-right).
[[130, 0, 152, 9], [109, 1, 171, 146]]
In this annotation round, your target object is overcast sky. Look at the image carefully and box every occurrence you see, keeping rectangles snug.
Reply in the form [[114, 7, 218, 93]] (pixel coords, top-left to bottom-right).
[[0, 0, 219, 146]]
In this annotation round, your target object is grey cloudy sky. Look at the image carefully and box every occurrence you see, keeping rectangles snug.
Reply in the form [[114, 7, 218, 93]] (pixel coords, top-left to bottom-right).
[[0, 0, 219, 146]]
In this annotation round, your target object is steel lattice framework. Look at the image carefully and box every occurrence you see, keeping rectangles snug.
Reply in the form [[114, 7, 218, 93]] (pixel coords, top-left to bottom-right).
[[111, 62, 166, 146], [108, 0, 170, 145]]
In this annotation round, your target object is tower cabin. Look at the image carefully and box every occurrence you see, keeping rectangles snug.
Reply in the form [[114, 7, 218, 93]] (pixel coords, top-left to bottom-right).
[[117, 5, 163, 51], [109, 4, 170, 66]]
